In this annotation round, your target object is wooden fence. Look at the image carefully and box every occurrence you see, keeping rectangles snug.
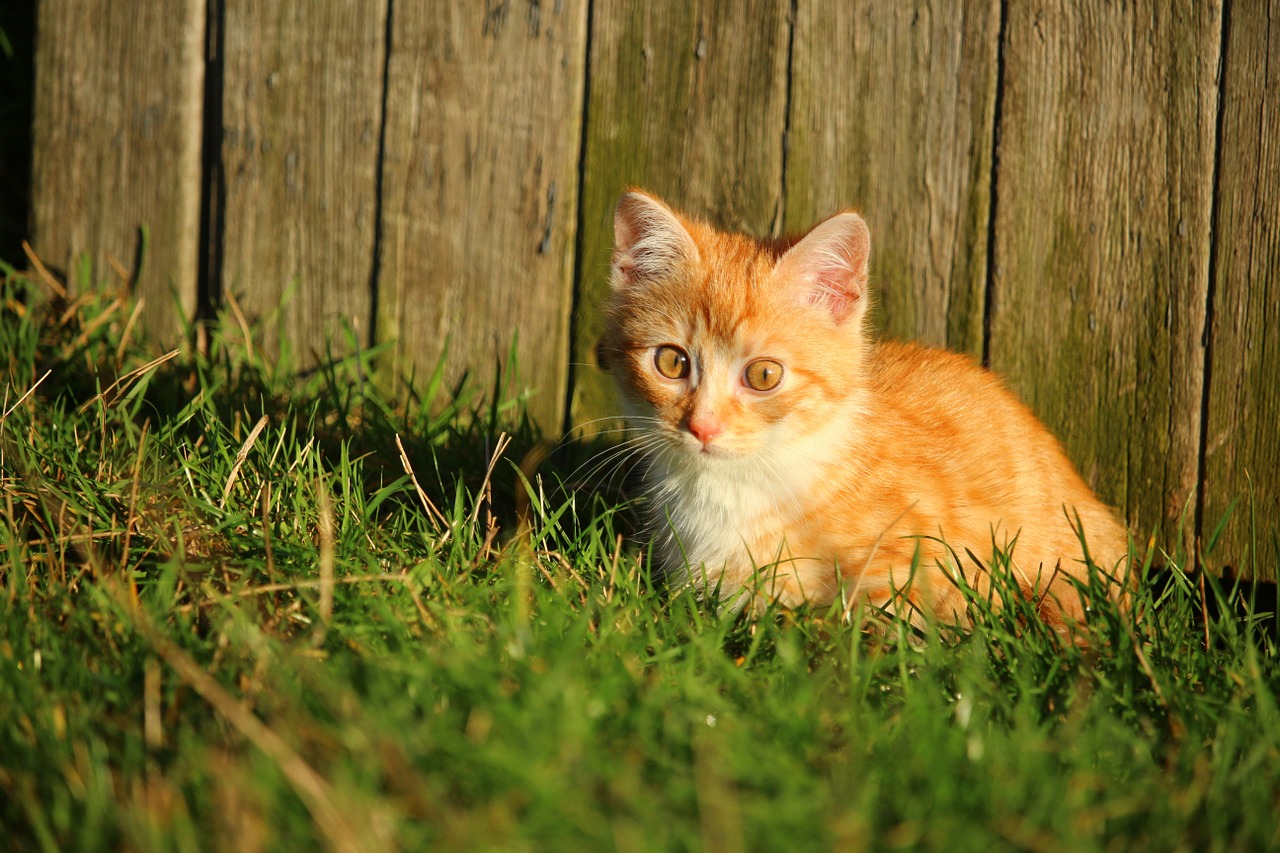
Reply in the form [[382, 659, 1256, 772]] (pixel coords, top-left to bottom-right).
[[28, 1, 1278, 579]]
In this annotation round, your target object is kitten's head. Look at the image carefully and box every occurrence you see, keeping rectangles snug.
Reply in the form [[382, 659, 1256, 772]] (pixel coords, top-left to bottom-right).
[[599, 190, 872, 462]]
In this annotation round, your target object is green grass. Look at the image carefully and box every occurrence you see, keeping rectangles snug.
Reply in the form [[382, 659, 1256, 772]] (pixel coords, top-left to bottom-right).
[[2, 264, 1278, 852]]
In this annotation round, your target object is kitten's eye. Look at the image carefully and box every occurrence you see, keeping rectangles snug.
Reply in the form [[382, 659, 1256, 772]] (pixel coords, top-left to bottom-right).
[[653, 345, 691, 380], [744, 358, 784, 391]]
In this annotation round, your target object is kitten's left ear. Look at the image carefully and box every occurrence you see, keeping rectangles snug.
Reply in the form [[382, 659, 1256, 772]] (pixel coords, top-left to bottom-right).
[[774, 211, 871, 324]]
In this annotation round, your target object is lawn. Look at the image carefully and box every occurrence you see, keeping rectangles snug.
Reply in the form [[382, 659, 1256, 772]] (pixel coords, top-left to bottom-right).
[[2, 263, 1278, 852]]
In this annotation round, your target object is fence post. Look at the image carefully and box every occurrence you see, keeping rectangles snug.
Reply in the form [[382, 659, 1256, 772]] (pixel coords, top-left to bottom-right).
[[217, 0, 388, 366], [987, 1, 1221, 560], [371, 3, 588, 433], [1203, 0, 1280, 581], [29, 0, 205, 338]]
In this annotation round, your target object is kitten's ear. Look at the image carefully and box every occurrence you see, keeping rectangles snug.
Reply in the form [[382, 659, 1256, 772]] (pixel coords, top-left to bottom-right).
[[611, 191, 700, 290], [775, 212, 871, 324]]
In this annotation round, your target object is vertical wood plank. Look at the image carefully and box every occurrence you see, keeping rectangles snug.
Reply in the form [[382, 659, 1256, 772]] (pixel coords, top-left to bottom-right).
[[785, 1, 1000, 357], [569, 0, 792, 431], [376, 3, 588, 432], [219, 0, 385, 361], [1203, 0, 1280, 580], [989, 1, 1221, 556], [29, 0, 204, 338]]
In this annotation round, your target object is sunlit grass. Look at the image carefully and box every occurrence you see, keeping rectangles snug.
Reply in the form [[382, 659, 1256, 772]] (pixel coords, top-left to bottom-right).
[[1, 260, 1277, 851]]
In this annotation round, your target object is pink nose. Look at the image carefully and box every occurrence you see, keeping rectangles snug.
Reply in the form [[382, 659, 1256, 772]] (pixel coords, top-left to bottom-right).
[[686, 414, 724, 446]]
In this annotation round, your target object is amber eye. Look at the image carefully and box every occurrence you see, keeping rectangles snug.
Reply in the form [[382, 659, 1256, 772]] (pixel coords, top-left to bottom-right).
[[743, 358, 784, 391], [653, 345, 691, 379]]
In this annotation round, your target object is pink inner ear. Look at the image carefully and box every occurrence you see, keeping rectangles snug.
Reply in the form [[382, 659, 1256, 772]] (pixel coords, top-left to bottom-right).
[[803, 256, 859, 317], [777, 212, 870, 323], [613, 199, 643, 260]]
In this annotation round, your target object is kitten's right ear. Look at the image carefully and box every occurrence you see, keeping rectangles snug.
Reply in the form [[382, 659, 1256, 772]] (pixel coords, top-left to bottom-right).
[[611, 191, 700, 291]]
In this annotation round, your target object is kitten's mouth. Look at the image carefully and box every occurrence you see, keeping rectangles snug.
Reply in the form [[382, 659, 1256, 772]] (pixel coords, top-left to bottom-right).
[[683, 437, 731, 458]]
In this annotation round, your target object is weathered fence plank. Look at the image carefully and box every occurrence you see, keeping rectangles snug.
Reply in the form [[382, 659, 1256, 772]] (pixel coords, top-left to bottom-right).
[[1203, 0, 1280, 580], [785, 0, 999, 358], [988, 1, 1221, 559], [218, 0, 386, 360], [375, 2, 587, 432], [29, 0, 204, 338], [568, 0, 792, 432]]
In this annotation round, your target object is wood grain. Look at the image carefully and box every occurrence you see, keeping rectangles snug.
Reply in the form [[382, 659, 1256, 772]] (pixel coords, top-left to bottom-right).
[[786, 0, 1000, 357], [988, 0, 1221, 557], [218, 0, 386, 362], [375, 2, 588, 431], [1202, 0, 1280, 580], [29, 0, 204, 339], [569, 0, 792, 432]]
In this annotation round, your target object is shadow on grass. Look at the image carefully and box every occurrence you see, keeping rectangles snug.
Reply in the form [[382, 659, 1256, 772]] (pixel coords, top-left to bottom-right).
[[0, 265, 646, 579]]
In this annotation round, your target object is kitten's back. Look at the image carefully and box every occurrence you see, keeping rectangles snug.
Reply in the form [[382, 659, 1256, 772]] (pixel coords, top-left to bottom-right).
[[846, 340, 1129, 621]]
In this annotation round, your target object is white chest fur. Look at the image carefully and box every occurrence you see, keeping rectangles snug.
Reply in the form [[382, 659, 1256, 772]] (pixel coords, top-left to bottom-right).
[[630, 398, 866, 597]]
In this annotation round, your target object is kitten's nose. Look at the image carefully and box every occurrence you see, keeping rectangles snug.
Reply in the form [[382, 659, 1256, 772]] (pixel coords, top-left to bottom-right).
[[686, 414, 724, 447]]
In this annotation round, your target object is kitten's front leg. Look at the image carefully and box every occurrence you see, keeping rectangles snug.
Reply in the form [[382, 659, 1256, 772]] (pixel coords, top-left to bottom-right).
[[733, 550, 843, 615]]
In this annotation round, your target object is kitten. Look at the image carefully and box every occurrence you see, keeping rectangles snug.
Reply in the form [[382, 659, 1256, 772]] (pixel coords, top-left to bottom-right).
[[598, 190, 1131, 629]]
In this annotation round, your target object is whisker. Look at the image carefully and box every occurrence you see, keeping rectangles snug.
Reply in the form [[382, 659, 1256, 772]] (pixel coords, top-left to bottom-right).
[[566, 431, 670, 498]]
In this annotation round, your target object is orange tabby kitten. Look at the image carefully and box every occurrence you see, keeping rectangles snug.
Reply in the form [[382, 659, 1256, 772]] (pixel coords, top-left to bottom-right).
[[598, 190, 1130, 629]]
